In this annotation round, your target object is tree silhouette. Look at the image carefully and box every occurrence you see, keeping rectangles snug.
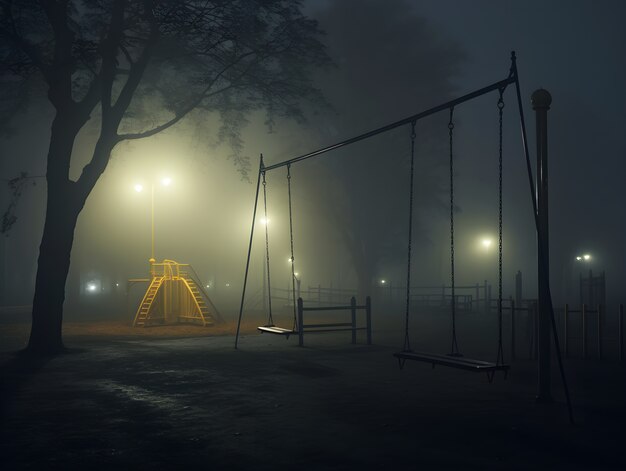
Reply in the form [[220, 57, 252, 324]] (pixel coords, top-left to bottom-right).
[[0, 0, 329, 353]]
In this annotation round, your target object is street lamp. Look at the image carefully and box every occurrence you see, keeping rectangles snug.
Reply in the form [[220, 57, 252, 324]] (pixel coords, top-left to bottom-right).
[[134, 177, 172, 264]]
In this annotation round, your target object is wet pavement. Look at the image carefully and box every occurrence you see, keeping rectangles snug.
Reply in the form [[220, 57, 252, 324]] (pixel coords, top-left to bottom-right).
[[1, 330, 625, 470]]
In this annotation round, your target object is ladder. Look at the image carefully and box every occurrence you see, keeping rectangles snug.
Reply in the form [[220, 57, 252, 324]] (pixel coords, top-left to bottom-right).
[[133, 276, 164, 326], [181, 274, 215, 326]]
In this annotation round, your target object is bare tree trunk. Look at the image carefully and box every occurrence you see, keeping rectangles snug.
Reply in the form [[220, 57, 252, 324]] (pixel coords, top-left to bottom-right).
[[28, 182, 82, 354]]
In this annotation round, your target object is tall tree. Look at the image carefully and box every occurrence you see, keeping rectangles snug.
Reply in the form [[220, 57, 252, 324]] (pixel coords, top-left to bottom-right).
[[0, 0, 329, 354]]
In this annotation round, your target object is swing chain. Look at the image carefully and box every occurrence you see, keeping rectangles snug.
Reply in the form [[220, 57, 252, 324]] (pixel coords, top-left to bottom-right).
[[403, 121, 417, 352], [286, 164, 298, 330], [496, 88, 505, 366], [262, 170, 274, 326], [448, 107, 460, 356]]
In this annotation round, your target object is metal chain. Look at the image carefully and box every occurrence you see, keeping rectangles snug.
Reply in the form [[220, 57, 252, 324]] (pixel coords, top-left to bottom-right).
[[287, 164, 298, 331], [403, 121, 417, 352], [261, 170, 274, 326], [449, 107, 460, 356], [496, 90, 505, 366]]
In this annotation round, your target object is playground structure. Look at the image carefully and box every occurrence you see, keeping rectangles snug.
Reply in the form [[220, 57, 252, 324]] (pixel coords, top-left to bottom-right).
[[132, 260, 222, 327]]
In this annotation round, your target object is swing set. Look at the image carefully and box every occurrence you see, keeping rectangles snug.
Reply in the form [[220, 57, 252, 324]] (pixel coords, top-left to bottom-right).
[[234, 52, 572, 420]]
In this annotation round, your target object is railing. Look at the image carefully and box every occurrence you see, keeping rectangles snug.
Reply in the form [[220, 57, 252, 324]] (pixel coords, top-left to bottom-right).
[[560, 303, 624, 361], [297, 296, 372, 347]]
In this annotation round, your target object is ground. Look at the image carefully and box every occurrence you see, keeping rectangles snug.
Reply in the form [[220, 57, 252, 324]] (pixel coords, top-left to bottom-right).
[[1, 314, 625, 470]]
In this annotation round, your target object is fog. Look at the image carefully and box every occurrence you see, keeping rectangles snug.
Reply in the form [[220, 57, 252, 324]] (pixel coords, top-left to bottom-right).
[[1, 0, 624, 321]]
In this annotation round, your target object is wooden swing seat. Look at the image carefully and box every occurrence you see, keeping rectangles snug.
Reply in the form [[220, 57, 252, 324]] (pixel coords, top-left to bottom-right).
[[393, 351, 509, 374], [257, 325, 297, 337]]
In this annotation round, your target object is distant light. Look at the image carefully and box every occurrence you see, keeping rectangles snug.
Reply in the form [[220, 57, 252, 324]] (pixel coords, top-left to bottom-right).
[[294, 272, 299, 277], [206, 284, 210, 288], [260, 217, 269, 226], [288, 257, 293, 263], [583, 254, 591, 261], [225, 283, 230, 287], [161, 177, 172, 186], [576, 256, 582, 261], [87, 283, 97, 292], [381, 279, 386, 285], [481, 239, 492, 248], [134, 184, 143, 193], [116, 283, 119, 287]]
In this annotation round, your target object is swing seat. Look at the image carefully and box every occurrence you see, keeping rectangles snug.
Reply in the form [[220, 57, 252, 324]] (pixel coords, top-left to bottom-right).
[[257, 325, 298, 338], [393, 351, 509, 374]]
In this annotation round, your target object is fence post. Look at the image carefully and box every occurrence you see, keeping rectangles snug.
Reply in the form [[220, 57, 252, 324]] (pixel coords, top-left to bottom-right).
[[475, 283, 479, 312], [564, 303, 569, 358], [350, 296, 357, 344], [510, 297, 516, 361], [619, 304, 623, 362], [366, 296, 372, 345], [597, 304, 602, 360], [582, 304, 587, 359], [515, 270, 523, 307], [298, 297, 304, 347], [484, 280, 489, 314]]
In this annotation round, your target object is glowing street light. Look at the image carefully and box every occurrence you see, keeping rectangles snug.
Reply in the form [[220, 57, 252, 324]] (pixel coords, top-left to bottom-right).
[[380, 279, 386, 285], [576, 253, 592, 262], [481, 238, 493, 249]]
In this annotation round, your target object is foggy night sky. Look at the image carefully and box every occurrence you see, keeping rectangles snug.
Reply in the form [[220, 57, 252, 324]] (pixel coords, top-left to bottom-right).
[[1, 0, 624, 314]]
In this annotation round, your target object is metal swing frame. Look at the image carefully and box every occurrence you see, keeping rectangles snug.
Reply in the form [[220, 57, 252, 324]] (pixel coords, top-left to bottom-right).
[[233, 50, 573, 422]]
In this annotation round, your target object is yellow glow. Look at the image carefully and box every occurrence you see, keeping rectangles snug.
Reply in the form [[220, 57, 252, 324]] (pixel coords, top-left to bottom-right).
[[381, 279, 386, 284], [583, 254, 591, 261], [481, 238, 492, 248], [260, 217, 269, 226], [576, 256, 582, 261], [134, 184, 144, 193], [161, 177, 172, 186]]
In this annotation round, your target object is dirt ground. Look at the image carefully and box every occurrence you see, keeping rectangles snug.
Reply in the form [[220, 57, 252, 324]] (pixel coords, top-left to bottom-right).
[[1, 316, 625, 470]]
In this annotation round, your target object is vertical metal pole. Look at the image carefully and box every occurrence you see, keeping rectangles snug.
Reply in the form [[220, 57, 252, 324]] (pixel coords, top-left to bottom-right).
[[511, 298, 516, 361], [582, 304, 587, 359], [475, 283, 479, 312], [366, 296, 372, 345], [619, 304, 623, 362], [298, 297, 304, 347], [597, 304, 602, 359], [534, 302, 539, 360], [151, 182, 155, 262], [564, 303, 569, 358], [515, 270, 523, 307], [235, 156, 263, 349], [533, 88, 552, 402], [488, 284, 492, 313], [350, 296, 357, 344]]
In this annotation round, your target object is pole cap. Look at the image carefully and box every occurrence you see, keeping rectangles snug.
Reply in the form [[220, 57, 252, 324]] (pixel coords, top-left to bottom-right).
[[531, 89, 552, 110]]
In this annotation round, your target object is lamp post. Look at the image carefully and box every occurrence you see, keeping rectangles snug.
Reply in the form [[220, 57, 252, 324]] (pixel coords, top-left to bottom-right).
[[134, 177, 172, 273]]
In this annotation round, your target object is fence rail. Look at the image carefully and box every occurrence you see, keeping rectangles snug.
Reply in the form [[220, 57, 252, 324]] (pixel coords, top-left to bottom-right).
[[297, 296, 372, 347]]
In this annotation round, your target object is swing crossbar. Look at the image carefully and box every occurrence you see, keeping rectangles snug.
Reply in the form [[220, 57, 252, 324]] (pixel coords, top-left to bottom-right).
[[393, 351, 510, 373]]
